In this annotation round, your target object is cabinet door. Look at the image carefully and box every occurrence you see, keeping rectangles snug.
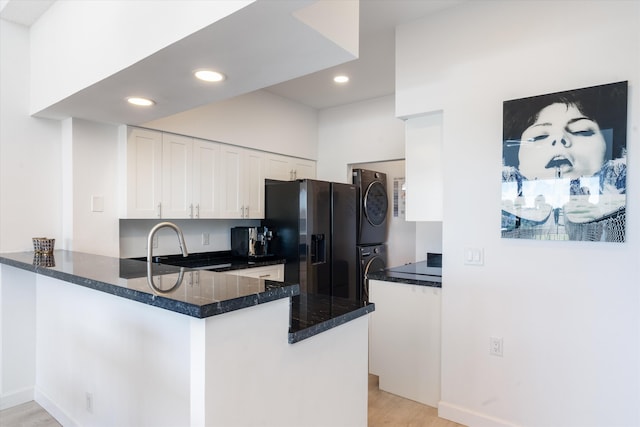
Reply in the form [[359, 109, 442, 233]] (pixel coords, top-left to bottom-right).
[[265, 154, 316, 181], [220, 147, 265, 219], [162, 133, 193, 218], [405, 112, 443, 221], [225, 264, 284, 282], [243, 149, 265, 219], [291, 158, 316, 180], [192, 139, 221, 218], [126, 128, 162, 218], [219, 145, 244, 218], [265, 154, 293, 181], [368, 279, 441, 407]]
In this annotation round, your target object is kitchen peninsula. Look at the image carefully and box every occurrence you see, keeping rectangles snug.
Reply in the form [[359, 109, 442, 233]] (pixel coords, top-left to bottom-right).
[[0, 250, 373, 427]]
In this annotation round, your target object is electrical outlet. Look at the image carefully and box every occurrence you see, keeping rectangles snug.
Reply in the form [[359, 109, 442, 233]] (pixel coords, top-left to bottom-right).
[[85, 392, 93, 413], [202, 232, 210, 245], [489, 337, 503, 357]]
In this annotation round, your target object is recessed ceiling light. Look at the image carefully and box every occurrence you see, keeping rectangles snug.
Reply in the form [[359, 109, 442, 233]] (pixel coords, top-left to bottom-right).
[[333, 75, 349, 84], [194, 70, 226, 82], [126, 97, 155, 106]]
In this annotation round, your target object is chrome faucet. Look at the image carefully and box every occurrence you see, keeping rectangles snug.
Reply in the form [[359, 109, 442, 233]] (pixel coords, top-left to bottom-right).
[[147, 221, 189, 263]]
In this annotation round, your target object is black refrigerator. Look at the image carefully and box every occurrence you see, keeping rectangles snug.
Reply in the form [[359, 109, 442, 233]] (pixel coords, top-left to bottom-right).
[[263, 179, 359, 300]]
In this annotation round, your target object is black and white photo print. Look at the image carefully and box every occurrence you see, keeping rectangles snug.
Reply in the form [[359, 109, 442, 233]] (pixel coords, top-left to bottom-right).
[[501, 81, 628, 242]]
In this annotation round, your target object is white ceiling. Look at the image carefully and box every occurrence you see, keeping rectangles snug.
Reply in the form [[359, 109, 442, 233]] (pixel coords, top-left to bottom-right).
[[0, 0, 465, 122], [265, 0, 465, 109]]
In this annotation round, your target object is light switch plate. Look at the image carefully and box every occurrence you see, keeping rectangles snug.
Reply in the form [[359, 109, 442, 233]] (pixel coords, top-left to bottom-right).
[[464, 247, 484, 266], [91, 196, 104, 212]]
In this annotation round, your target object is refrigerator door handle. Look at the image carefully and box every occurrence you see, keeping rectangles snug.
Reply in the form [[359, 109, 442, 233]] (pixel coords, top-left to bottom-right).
[[311, 234, 326, 265]]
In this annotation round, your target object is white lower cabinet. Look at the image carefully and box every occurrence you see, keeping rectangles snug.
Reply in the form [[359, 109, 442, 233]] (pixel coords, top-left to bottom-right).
[[368, 279, 441, 407], [224, 264, 284, 282]]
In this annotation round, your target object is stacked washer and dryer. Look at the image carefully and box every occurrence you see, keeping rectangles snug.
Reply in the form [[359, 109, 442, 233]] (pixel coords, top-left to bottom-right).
[[352, 169, 388, 303]]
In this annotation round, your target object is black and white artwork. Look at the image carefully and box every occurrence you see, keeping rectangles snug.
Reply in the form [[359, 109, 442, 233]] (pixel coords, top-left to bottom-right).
[[501, 81, 628, 242]]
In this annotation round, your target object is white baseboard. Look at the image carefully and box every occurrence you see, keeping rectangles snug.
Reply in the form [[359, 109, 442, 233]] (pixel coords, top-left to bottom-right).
[[0, 386, 34, 410], [438, 401, 521, 427], [35, 388, 79, 427]]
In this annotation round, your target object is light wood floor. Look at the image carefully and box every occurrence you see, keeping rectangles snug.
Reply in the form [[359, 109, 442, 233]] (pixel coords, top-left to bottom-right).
[[0, 376, 465, 427], [0, 400, 61, 427], [368, 375, 465, 427]]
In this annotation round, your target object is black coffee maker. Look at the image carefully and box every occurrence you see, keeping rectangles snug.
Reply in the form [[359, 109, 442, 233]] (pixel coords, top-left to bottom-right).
[[231, 226, 273, 258]]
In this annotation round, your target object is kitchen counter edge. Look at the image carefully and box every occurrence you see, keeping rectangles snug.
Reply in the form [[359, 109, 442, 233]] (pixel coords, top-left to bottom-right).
[[0, 251, 375, 344], [0, 250, 299, 320], [367, 270, 442, 287]]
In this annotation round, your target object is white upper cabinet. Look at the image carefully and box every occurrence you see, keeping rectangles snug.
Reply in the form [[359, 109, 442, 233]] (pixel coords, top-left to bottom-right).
[[291, 158, 316, 180], [124, 127, 309, 220], [161, 133, 193, 218], [265, 153, 316, 181], [192, 138, 221, 219], [219, 145, 265, 219], [243, 150, 266, 219], [265, 153, 290, 180], [125, 127, 163, 219], [405, 112, 443, 222], [124, 128, 206, 219]]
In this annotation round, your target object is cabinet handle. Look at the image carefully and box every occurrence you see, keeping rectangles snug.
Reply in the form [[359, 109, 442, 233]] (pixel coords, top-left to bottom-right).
[[196, 204, 200, 218], [241, 206, 245, 218], [259, 274, 271, 278], [190, 203, 194, 218], [157, 203, 162, 218], [245, 206, 249, 218], [290, 169, 294, 180]]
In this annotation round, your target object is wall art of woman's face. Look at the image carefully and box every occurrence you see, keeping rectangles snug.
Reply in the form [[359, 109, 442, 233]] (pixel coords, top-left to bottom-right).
[[517, 103, 606, 181]]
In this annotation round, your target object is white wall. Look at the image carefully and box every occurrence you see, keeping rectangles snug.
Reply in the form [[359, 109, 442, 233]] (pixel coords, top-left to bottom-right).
[[143, 90, 319, 160], [319, 95, 444, 263], [396, 2, 640, 426], [67, 119, 121, 257], [317, 95, 405, 183], [415, 222, 443, 261], [0, 19, 62, 253]]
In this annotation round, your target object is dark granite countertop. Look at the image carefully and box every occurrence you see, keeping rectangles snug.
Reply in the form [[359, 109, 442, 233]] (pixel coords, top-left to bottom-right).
[[126, 250, 284, 276], [123, 250, 285, 278], [367, 260, 442, 288], [0, 250, 297, 318], [0, 250, 373, 343], [289, 293, 374, 344]]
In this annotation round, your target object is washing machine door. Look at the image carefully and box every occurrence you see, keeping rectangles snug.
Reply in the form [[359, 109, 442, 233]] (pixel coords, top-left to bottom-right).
[[363, 181, 388, 227], [362, 253, 386, 302]]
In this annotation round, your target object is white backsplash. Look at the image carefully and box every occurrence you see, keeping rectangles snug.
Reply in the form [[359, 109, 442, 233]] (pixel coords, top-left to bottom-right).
[[119, 218, 260, 259]]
